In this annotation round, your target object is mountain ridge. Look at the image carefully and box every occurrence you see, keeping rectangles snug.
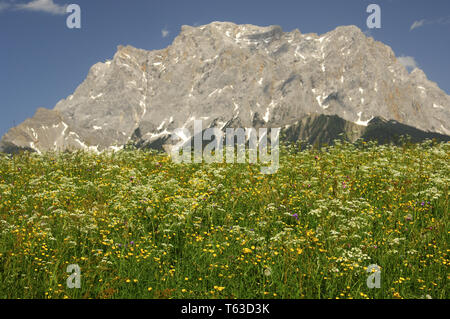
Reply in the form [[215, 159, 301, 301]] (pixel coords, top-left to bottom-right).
[[1, 21, 449, 154]]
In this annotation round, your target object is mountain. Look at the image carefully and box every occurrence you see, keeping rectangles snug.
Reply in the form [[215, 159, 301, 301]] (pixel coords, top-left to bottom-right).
[[1, 22, 449, 154]]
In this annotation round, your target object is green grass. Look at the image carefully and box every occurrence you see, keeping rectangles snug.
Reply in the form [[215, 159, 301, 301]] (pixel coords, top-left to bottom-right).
[[0, 140, 448, 299]]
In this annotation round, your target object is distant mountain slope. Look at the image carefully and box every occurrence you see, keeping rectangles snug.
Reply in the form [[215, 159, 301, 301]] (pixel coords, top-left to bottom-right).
[[1, 22, 449, 153], [283, 114, 449, 147]]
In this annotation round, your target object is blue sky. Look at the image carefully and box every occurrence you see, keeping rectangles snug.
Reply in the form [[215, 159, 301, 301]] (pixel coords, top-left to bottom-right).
[[0, 0, 449, 137]]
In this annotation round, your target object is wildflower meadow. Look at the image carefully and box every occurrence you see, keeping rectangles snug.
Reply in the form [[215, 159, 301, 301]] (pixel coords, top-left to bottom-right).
[[0, 140, 448, 299]]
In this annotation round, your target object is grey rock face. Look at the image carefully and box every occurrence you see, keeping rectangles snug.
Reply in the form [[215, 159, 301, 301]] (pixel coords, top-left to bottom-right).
[[1, 22, 449, 153]]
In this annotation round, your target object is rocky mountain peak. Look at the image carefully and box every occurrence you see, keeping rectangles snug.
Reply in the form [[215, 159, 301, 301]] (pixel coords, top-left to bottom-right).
[[1, 22, 448, 154]]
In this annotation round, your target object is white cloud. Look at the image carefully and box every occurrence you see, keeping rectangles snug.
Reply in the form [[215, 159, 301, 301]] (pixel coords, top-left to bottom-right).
[[161, 28, 170, 38], [410, 19, 425, 31], [410, 15, 450, 31], [398, 56, 418, 71], [15, 0, 67, 15]]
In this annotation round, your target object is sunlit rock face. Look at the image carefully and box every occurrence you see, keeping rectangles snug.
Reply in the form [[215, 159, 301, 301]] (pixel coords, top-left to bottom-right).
[[1, 22, 449, 153]]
